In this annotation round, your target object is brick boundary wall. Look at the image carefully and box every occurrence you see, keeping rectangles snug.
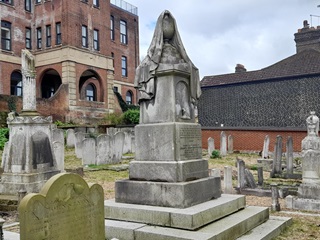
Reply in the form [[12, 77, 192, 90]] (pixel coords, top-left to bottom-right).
[[202, 128, 307, 153]]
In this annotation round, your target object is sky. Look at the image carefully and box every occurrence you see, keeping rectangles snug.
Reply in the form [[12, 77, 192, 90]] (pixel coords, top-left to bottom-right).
[[127, 0, 320, 79]]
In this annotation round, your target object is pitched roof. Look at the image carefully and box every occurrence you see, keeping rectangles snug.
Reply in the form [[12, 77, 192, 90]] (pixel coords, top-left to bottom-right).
[[200, 49, 320, 87]]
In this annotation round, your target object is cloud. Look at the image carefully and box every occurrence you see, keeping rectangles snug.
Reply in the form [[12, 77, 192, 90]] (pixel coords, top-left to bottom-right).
[[128, 0, 319, 78]]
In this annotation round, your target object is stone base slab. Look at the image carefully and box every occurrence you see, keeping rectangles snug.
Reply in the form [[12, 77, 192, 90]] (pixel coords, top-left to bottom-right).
[[298, 184, 320, 199], [129, 159, 209, 182], [115, 177, 221, 208], [105, 194, 245, 230], [0, 170, 60, 194], [105, 206, 270, 240], [286, 195, 320, 211]]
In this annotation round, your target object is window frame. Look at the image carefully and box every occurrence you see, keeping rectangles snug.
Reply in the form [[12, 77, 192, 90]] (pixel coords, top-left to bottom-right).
[[25, 0, 31, 11], [46, 25, 51, 47], [11, 72, 23, 97], [86, 83, 96, 101], [35, 0, 41, 3], [25, 27, 31, 49], [82, 25, 88, 48], [121, 56, 127, 77], [56, 22, 61, 45], [120, 20, 127, 44], [1, 21, 11, 51], [0, 0, 13, 5], [37, 27, 42, 49], [93, 0, 99, 8], [93, 29, 99, 51], [110, 15, 115, 41], [126, 91, 133, 105]]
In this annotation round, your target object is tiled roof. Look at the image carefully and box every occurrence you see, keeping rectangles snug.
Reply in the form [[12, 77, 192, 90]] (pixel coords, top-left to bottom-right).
[[201, 49, 320, 87]]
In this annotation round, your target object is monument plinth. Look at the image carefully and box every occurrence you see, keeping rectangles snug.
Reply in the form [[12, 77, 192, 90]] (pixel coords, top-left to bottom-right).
[[0, 50, 60, 195], [114, 10, 220, 208]]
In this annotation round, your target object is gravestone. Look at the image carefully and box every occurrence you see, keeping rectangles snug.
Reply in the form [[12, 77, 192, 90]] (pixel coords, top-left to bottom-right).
[[66, 129, 75, 148], [224, 166, 233, 194], [245, 169, 257, 189], [262, 135, 270, 159], [75, 132, 86, 158], [237, 159, 246, 189], [112, 132, 125, 163], [220, 131, 227, 157], [286, 136, 294, 175], [257, 166, 264, 186], [271, 135, 283, 176], [208, 137, 215, 156], [96, 134, 111, 165], [52, 128, 64, 145], [82, 138, 96, 165], [227, 135, 233, 154], [53, 141, 64, 172], [0, 50, 60, 194], [19, 173, 105, 240]]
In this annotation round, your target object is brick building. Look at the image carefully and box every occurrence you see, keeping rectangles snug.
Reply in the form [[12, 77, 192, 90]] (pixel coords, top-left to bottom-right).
[[199, 20, 320, 152], [0, 0, 139, 124]]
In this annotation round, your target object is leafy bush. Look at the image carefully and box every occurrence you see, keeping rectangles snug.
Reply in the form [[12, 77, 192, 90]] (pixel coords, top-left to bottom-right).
[[122, 109, 140, 124], [0, 128, 9, 150], [210, 150, 221, 159]]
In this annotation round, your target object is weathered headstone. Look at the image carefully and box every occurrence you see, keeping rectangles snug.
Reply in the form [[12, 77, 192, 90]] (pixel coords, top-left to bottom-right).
[[82, 138, 96, 165], [75, 132, 86, 158], [272, 135, 283, 176], [271, 183, 280, 211], [262, 135, 270, 159], [66, 129, 76, 148], [224, 166, 233, 194], [53, 141, 64, 172], [208, 137, 215, 156], [286, 136, 293, 175], [112, 132, 125, 163], [245, 169, 257, 189], [122, 128, 134, 154], [131, 135, 135, 153], [237, 159, 246, 189], [19, 173, 105, 240], [227, 135, 233, 154], [96, 134, 111, 165], [257, 166, 264, 186], [220, 131, 227, 157], [52, 128, 64, 145]]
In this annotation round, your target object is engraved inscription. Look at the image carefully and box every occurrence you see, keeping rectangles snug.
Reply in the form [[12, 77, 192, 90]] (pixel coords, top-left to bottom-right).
[[178, 126, 202, 160]]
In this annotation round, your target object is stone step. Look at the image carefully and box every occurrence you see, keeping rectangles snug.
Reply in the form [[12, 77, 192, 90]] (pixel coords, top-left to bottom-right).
[[105, 206, 269, 240], [236, 216, 292, 240], [105, 194, 246, 230]]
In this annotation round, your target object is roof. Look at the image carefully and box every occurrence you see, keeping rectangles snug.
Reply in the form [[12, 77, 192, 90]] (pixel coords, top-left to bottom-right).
[[200, 49, 320, 87]]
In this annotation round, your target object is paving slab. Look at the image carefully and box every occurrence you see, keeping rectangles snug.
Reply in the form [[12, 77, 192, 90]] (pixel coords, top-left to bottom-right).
[[3, 231, 20, 240]]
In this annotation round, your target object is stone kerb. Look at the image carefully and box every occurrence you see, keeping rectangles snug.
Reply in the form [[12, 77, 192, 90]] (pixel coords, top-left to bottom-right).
[[19, 173, 105, 240]]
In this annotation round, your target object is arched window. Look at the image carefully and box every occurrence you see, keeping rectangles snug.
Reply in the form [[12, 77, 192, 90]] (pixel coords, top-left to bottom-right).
[[11, 72, 22, 96], [126, 90, 133, 105], [86, 84, 96, 101]]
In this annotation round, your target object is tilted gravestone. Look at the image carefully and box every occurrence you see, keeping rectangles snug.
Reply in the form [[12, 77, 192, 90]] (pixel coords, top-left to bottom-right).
[[19, 173, 105, 240]]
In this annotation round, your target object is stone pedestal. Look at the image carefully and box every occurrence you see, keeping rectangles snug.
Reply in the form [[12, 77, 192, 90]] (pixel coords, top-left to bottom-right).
[[0, 115, 60, 194]]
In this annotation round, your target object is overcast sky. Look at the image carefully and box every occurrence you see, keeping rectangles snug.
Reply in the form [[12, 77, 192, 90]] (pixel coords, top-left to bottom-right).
[[127, 0, 319, 79]]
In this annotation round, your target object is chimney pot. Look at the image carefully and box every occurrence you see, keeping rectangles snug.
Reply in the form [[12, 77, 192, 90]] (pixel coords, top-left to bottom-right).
[[235, 64, 247, 73]]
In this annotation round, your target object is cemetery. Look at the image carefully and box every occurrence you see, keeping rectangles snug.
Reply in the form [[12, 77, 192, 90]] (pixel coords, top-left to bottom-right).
[[1, 7, 320, 240]]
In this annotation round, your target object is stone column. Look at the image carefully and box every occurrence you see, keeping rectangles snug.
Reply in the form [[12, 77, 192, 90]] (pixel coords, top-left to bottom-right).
[[257, 166, 264, 186], [271, 183, 280, 211], [237, 159, 246, 189], [224, 166, 233, 194], [262, 135, 270, 159], [227, 135, 233, 154], [286, 136, 293, 175], [272, 135, 283, 176], [220, 131, 227, 157]]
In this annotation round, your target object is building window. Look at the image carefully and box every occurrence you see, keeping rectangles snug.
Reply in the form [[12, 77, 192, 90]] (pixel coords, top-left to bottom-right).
[[0, 0, 13, 5], [126, 91, 133, 104], [82, 25, 88, 47], [35, 0, 41, 3], [56, 22, 61, 45], [11, 72, 23, 96], [1, 21, 11, 51], [37, 27, 42, 49], [86, 84, 96, 101], [121, 56, 127, 77], [93, 29, 99, 50], [25, 0, 31, 11], [110, 15, 114, 41], [93, 0, 99, 7], [46, 25, 51, 47], [111, 52, 114, 68], [26, 28, 31, 49], [113, 86, 118, 92], [120, 20, 127, 44]]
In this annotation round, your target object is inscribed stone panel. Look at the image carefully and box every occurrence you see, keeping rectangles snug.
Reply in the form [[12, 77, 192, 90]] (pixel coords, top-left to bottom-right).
[[19, 173, 105, 240]]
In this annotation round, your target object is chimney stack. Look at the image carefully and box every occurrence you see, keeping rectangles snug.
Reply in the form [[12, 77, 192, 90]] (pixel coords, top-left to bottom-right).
[[235, 64, 246, 73], [294, 20, 320, 53]]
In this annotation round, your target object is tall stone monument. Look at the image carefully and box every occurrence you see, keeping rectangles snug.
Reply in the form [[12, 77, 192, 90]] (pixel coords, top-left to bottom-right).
[[115, 10, 220, 208], [286, 111, 320, 210], [0, 50, 60, 195]]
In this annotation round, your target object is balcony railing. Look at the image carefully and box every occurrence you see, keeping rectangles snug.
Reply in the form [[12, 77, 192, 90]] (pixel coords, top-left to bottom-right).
[[110, 0, 138, 15]]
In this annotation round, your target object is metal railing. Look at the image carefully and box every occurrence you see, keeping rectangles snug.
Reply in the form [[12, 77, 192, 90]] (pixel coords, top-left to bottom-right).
[[110, 0, 138, 15]]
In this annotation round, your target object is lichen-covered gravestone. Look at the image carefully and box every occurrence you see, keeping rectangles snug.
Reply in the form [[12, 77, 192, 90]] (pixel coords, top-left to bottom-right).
[[19, 173, 105, 240]]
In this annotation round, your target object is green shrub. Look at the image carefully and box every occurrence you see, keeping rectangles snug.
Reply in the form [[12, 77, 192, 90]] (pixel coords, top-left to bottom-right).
[[0, 128, 9, 150], [122, 109, 140, 124], [210, 150, 221, 159]]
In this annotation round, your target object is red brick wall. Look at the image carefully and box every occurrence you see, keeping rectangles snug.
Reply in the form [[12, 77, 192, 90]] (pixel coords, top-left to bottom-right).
[[202, 129, 306, 152]]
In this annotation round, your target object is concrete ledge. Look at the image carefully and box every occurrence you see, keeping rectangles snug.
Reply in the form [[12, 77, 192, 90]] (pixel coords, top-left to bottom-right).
[[105, 194, 246, 230], [105, 219, 146, 240], [286, 195, 320, 211], [115, 177, 221, 208], [237, 216, 292, 240]]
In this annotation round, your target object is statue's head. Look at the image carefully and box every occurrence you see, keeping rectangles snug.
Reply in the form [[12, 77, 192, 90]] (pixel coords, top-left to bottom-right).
[[162, 11, 175, 41]]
